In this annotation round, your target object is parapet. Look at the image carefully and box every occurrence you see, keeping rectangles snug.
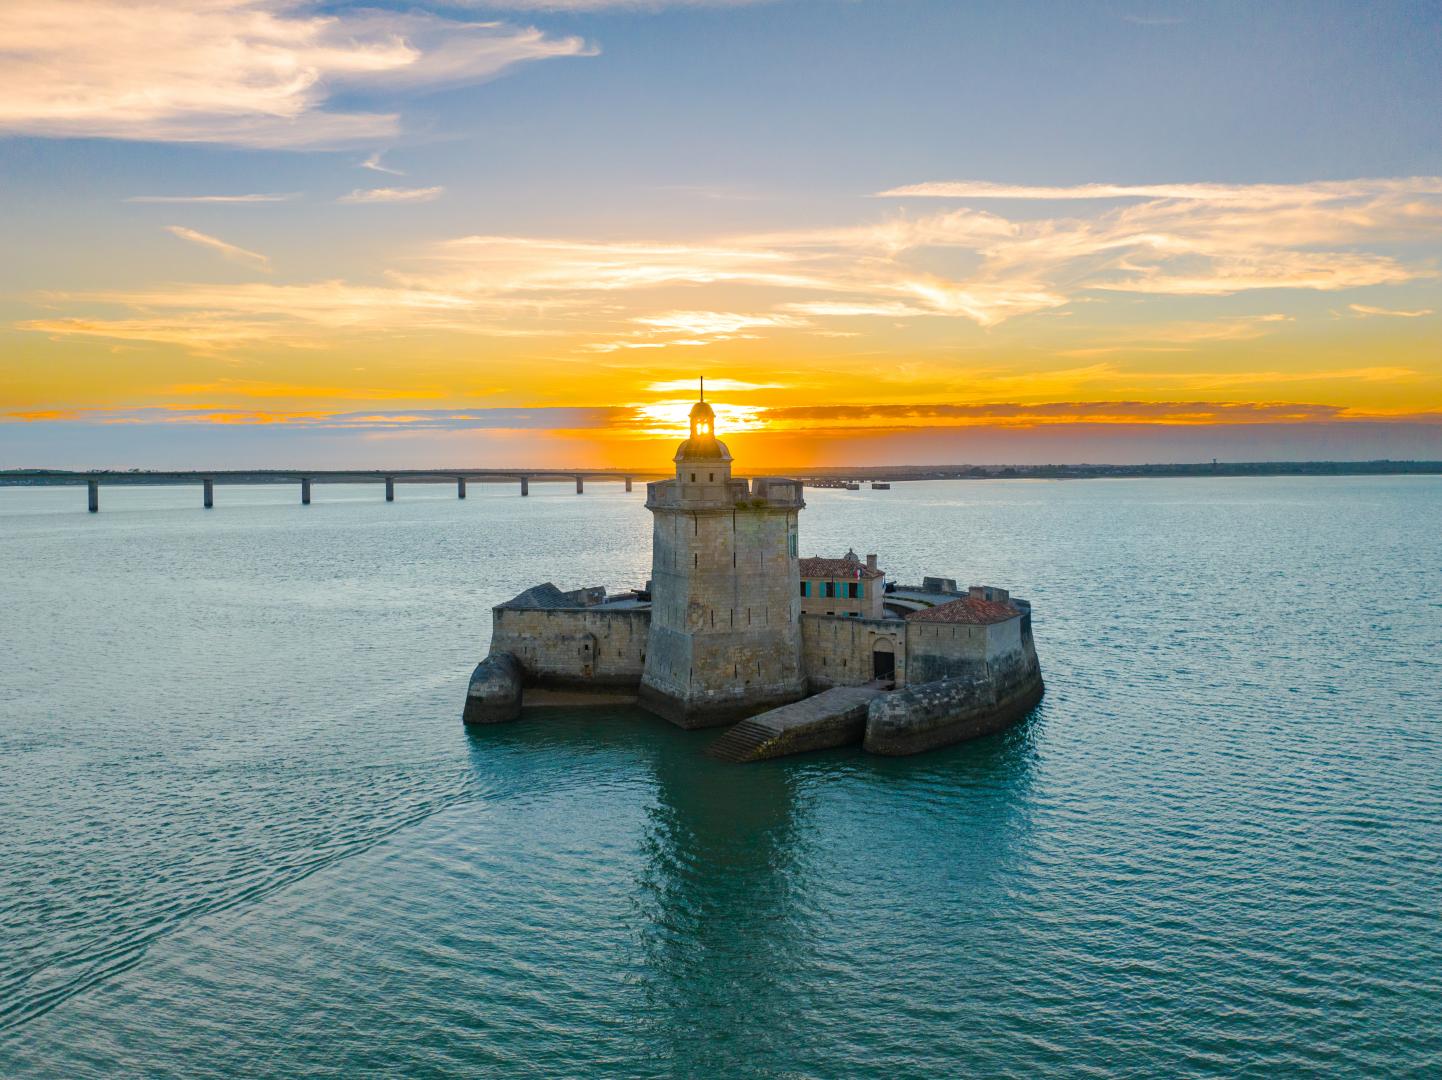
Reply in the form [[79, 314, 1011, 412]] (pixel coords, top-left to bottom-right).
[[646, 476, 805, 510], [749, 477, 804, 505], [497, 582, 645, 610]]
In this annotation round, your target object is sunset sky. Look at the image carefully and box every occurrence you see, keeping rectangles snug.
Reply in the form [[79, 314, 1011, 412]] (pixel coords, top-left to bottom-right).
[[3, 0, 1440, 468]]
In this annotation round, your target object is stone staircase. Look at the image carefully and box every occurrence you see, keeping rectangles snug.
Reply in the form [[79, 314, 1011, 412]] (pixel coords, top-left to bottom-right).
[[706, 685, 884, 763], [707, 718, 783, 763]]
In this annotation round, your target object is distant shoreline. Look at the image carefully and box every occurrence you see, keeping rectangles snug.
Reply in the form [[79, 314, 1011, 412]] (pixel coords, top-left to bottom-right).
[[2, 460, 1440, 486]]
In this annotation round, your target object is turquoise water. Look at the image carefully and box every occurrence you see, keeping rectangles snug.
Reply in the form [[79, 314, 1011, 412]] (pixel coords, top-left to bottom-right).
[[2, 477, 1439, 1078]]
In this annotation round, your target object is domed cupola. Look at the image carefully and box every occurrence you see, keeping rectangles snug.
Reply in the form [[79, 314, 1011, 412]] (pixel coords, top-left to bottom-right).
[[674, 377, 732, 465]]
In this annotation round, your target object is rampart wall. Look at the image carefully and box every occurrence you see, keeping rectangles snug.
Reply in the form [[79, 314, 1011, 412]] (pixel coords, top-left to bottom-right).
[[491, 607, 650, 689], [801, 614, 906, 689]]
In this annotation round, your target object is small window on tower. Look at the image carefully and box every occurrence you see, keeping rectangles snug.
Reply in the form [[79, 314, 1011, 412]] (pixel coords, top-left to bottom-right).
[[709, 473, 714, 481], [690, 473, 696, 482]]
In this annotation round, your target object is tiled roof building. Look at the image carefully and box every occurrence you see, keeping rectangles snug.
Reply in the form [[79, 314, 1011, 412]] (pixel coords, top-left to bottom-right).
[[905, 596, 1020, 625], [799, 549, 885, 581], [800, 548, 885, 618]]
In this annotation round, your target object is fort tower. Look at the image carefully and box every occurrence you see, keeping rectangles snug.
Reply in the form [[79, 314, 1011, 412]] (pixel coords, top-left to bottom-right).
[[638, 381, 808, 727]]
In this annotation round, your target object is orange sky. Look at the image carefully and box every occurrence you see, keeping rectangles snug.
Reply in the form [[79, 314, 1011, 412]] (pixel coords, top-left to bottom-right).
[[2, 3, 1440, 467]]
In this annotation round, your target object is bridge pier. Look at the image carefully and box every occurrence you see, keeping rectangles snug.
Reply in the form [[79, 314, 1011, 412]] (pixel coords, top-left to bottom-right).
[[575, 476, 584, 495], [203, 478, 213, 509], [520, 477, 529, 497], [457, 477, 467, 499], [385, 477, 395, 502], [625, 476, 632, 492], [301, 478, 311, 505], [88, 479, 98, 513]]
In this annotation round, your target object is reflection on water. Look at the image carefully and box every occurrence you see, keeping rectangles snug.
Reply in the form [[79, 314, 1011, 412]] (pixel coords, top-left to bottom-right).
[[635, 736, 807, 1070]]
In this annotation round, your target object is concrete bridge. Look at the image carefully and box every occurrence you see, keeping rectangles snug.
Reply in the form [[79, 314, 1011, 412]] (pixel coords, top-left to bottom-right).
[[0, 469, 669, 512]]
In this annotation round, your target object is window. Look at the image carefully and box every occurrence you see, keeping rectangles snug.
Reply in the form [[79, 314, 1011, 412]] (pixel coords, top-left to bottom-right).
[[690, 473, 696, 482], [824, 582, 836, 598], [848, 582, 859, 599], [709, 473, 714, 481], [800, 581, 809, 597]]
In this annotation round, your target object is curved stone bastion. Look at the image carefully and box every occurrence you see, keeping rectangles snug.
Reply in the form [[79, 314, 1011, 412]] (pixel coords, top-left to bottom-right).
[[461, 386, 1043, 758]]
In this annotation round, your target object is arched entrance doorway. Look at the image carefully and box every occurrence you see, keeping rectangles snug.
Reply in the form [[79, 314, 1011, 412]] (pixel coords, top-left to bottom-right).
[[872, 641, 896, 680]]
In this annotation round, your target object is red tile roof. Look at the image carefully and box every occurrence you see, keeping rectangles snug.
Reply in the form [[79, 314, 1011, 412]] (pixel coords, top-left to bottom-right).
[[905, 596, 1019, 625], [800, 555, 884, 580]]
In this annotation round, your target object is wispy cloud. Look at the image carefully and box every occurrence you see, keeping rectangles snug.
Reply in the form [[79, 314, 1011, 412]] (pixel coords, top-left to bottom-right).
[[360, 152, 405, 176], [644, 378, 781, 393], [11, 401, 1440, 434], [2, 405, 627, 431], [0, 1, 592, 147], [164, 226, 270, 270], [587, 310, 807, 352], [339, 186, 445, 204], [20, 176, 1442, 351], [779, 301, 933, 318], [1349, 303, 1434, 318], [127, 193, 299, 204], [875, 177, 1442, 204], [18, 280, 544, 352], [633, 311, 807, 335]]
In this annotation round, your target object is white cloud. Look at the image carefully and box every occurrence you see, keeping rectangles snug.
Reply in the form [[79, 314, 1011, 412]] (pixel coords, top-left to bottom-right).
[[164, 225, 270, 270], [633, 311, 807, 335], [779, 301, 933, 318], [360, 152, 405, 176], [339, 186, 445, 204], [21, 176, 1442, 350], [1349, 303, 1434, 318], [127, 193, 299, 203], [0, 1, 592, 147], [406, 236, 825, 293], [876, 177, 1442, 205], [645, 378, 781, 392]]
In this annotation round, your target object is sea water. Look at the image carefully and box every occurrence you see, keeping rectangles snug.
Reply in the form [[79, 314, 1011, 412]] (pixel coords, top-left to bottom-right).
[[1, 477, 1439, 1077]]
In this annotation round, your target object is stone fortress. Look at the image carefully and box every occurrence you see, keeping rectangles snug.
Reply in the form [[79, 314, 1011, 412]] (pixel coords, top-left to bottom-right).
[[464, 384, 1043, 760]]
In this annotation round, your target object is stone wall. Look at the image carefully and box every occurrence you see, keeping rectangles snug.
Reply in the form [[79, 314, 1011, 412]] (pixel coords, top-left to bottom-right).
[[491, 606, 650, 689], [801, 614, 906, 688], [864, 611, 1042, 754], [863, 663, 1043, 756], [905, 614, 1027, 683]]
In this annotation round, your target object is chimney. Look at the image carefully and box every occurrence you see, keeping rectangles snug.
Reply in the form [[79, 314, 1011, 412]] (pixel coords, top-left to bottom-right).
[[866, 553, 878, 573]]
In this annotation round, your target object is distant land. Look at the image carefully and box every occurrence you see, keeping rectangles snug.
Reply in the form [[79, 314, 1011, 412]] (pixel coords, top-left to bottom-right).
[[3, 460, 1441, 487]]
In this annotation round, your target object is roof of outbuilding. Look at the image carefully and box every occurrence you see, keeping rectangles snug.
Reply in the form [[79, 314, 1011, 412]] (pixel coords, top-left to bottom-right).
[[800, 551, 884, 580], [905, 596, 1020, 625], [498, 582, 573, 609]]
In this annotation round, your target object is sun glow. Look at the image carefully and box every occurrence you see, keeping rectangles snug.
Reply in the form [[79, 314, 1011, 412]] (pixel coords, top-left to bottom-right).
[[631, 400, 767, 438]]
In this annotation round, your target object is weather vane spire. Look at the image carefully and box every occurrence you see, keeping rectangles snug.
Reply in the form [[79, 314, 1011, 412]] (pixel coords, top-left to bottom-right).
[[699, 375, 704, 402]]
